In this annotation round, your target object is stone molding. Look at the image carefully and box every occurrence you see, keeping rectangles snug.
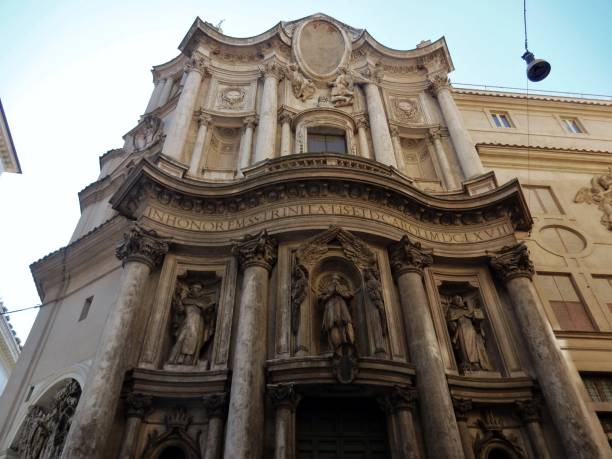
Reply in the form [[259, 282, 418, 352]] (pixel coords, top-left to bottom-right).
[[124, 392, 153, 419], [202, 392, 228, 419], [388, 235, 434, 277], [115, 225, 169, 269], [488, 242, 535, 282], [267, 384, 301, 411], [452, 397, 473, 422], [515, 398, 542, 424], [378, 386, 418, 414], [427, 73, 451, 95], [231, 230, 278, 271]]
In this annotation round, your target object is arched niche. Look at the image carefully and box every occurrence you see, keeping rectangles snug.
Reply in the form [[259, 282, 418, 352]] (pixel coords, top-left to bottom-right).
[[293, 109, 357, 155], [11, 378, 82, 459]]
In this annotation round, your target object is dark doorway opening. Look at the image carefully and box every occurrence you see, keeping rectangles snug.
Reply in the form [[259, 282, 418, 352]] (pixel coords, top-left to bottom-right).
[[296, 397, 389, 458]]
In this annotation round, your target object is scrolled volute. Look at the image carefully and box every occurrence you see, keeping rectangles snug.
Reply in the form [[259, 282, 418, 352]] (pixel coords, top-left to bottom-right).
[[232, 230, 278, 272], [202, 393, 228, 419], [268, 384, 301, 411], [488, 242, 535, 282], [388, 235, 433, 277], [115, 225, 169, 269], [125, 392, 153, 419]]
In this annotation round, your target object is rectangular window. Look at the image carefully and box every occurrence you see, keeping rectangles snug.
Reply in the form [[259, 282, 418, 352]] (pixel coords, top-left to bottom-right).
[[308, 133, 347, 154], [523, 185, 564, 215], [561, 117, 584, 134], [583, 374, 612, 402], [537, 273, 595, 331], [79, 296, 94, 322], [592, 276, 612, 314], [491, 112, 512, 128]]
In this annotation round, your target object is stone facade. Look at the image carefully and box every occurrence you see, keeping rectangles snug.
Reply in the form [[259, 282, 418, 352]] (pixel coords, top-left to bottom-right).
[[1, 13, 611, 458]]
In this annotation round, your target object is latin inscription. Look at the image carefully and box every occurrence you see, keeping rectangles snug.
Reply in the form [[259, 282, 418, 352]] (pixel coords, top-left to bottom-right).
[[144, 203, 513, 244]]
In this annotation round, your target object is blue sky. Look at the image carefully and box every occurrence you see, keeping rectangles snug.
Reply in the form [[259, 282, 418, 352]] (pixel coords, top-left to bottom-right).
[[1, 0, 611, 341]]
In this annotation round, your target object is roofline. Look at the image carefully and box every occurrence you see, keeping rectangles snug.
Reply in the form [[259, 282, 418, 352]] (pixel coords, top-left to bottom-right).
[[0, 98, 21, 174]]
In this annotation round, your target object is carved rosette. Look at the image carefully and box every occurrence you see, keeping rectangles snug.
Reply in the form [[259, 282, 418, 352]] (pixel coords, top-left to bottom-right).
[[232, 230, 278, 272], [202, 393, 228, 419], [515, 398, 542, 424], [115, 225, 169, 269], [452, 397, 473, 422], [268, 384, 301, 411], [488, 242, 535, 282], [125, 393, 153, 419], [427, 73, 451, 97], [378, 386, 418, 414], [388, 235, 434, 277]]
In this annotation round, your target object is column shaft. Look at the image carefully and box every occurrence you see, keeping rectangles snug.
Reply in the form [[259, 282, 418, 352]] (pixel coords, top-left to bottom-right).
[[238, 117, 256, 174], [118, 416, 142, 459], [389, 127, 406, 171], [253, 62, 282, 163], [158, 77, 174, 107], [188, 114, 211, 176], [432, 81, 483, 179], [525, 421, 551, 459], [280, 120, 292, 156], [274, 406, 293, 459], [456, 420, 474, 459], [396, 272, 463, 458], [144, 80, 163, 114], [204, 417, 224, 459], [429, 130, 459, 189], [395, 410, 420, 459], [163, 55, 208, 162], [363, 83, 397, 167]]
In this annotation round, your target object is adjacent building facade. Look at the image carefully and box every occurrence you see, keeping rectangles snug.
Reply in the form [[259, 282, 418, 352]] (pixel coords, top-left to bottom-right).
[[0, 99, 21, 175], [1, 14, 611, 458], [0, 306, 20, 396]]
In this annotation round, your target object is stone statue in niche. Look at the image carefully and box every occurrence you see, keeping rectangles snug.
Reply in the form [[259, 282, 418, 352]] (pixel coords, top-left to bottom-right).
[[329, 66, 354, 107], [286, 63, 316, 102], [16, 379, 81, 459], [445, 294, 492, 372], [574, 168, 612, 230], [317, 273, 356, 353], [167, 278, 217, 368], [363, 267, 388, 336]]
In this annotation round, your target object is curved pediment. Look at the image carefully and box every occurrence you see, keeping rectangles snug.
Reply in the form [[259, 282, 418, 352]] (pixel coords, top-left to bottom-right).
[[110, 154, 531, 256]]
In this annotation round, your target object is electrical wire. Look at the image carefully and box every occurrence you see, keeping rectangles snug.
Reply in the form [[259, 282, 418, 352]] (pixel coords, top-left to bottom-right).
[[1, 304, 43, 316], [524, 0, 529, 52]]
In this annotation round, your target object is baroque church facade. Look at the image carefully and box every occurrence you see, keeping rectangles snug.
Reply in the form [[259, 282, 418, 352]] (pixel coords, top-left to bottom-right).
[[1, 14, 612, 459]]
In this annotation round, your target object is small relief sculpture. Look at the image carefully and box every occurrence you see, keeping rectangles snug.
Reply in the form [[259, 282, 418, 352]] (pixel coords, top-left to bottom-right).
[[393, 98, 420, 122], [329, 66, 354, 107], [132, 115, 164, 151], [286, 63, 316, 102], [167, 278, 217, 368], [318, 273, 356, 353], [217, 87, 246, 110], [445, 294, 492, 373], [574, 168, 612, 230], [16, 379, 81, 459]]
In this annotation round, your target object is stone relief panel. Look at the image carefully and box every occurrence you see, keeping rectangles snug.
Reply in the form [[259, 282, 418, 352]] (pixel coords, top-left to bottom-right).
[[473, 411, 528, 459], [390, 97, 422, 124], [140, 406, 202, 459], [130, 115, 164, 152], [164, 272, 220, 371], [574, 168, 612, 230], [285, 63, 316, 102], [207, 80, 256, 113], [290, 226, 391, 382], [15, 379, 82, 459], [329, 66, 354, 107]]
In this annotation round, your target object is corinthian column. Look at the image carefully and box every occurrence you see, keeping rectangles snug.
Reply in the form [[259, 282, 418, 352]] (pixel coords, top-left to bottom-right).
[[428, 127, 459, 189], [389, 126, 406, 171], [355, 115, 372, 160], [203, 393, 228, 459], [163, 52, 209, 162], [187, 112, 212, 176], [157, 76, 175, 107], [253, 60, 284, 163], [516, 398, 551, 459], [224, 231, 278, 459], [388, 236, 463, 458], [489, 243, 608, 458], [278, 109, 294, 156], [378, 386, 420, 459], [118, 393, 152, 459], [452, 397, 475, 459], [362, 79, 397, 167], [428, 74, 484, 180], [269, 384, 301, 459], [63, 226, 168, 459]]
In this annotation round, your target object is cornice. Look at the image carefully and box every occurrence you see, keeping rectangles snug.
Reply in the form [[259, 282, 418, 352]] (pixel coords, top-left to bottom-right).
[[453, 88, 612, 108]]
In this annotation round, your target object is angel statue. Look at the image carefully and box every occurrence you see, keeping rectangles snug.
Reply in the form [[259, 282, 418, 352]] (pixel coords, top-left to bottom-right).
[[167, 280, 217, 367], [317, 274, 355, 354], [287, 63, 316, 102], [574, 168, 612, 230], [445, 294, 492, 372], [329, 66, 354, 107]]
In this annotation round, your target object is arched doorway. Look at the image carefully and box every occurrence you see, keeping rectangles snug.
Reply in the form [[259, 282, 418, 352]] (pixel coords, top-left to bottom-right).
[[296, 397, 389, 458]]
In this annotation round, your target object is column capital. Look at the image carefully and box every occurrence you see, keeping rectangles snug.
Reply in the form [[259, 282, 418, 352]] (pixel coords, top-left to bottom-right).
[[428, 126, 443, 142], [452, 397, 473, 422], [278, 108, 294, 124], [427, 72, 451, 95], [124, 392, 153, 419], [268, 384, 301, 411], [388, 235, 433, 277], [259, 59, 285, 80], [232, 230, 278, 272], [516, 398, 542, 424], [354, 114, 369, 130], [489, 242, 535, 282], [202, 393, 229, 419], [388, 125, 400, 139], [195, 110, 212, 127], [184, 52, 210, 76], [115, 225, 169, 269], [378, 386, 418, 414], [361, 61, 385, 84], [243, 115, 258, 129]]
